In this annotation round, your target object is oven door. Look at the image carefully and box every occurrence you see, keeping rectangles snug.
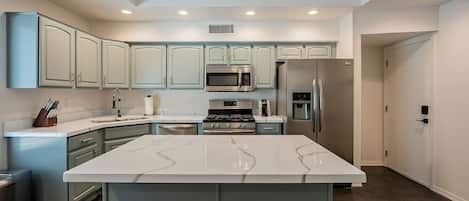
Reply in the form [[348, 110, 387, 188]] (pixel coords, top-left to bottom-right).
[[206, 66, 254, 92], [203, 129, 256, 135]]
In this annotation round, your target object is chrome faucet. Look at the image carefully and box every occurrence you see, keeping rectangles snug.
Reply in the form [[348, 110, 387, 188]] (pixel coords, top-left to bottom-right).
[[112, 88, 122, 118]]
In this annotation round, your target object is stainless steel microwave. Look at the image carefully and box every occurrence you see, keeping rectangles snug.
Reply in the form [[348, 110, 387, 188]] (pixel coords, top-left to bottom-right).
[[206, 65, 255, 92]]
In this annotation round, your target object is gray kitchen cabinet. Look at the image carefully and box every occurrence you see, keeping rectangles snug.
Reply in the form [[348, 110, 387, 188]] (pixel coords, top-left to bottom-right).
[[68, 144, 101, 201], [104, 124, 151, 152], [256, 123, 283, 135], [206, 45, 228, 64], [253, 46, 276, 88], [276, 45, 305, 59], [102, 40, 130, 88], [7, 13, 79, 88], [305, 45, 332, 58], [131, 45, 167, 88], [230, 45, 252, 64], [76, 31, 101, 88], [167, 45, 205, 89]]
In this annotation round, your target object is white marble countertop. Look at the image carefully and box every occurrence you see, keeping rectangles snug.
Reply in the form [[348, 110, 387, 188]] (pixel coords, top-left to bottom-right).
[[5, 115, 286, 138], [253, 115, 286, 123], [63, 135, 366, 184]]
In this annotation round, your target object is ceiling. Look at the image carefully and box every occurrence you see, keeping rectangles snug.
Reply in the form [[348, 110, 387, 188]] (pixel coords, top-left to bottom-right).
[[49, 0, 448, 22], [361, 32, 434, 47]]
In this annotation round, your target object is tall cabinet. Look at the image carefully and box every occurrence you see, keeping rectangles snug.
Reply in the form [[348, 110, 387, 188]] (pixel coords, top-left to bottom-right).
[[76, 31, 101, 88], [167, 45, 205, 89], [253, 46, 276, 88], [130, 45, 167, 88], [102, 40, 130, 88]]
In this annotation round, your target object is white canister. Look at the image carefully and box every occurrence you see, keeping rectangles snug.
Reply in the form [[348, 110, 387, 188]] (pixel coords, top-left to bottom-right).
[[144, 95, 154, 116]]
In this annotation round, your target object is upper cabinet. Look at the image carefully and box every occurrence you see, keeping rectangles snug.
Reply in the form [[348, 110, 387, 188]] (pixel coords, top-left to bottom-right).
[[76, 31, 101, 88], [102, 40, 129, 88], [305, 45, 332, 58], [130, 45, 167, 89], [39, 17, 76, 87], [230, 45, 252, 64], [206, 45, 228, 65], [253, 46, 276, 89], [276, 45, 305, 59], [167, 45, 204, 89]]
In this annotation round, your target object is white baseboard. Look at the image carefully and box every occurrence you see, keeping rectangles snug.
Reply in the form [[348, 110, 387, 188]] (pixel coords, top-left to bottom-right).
[[361, 161, 384, 166], [431, 185, 468, 201]]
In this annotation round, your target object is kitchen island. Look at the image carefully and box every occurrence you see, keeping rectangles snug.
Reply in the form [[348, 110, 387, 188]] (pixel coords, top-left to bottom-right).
[[64, 135, 366, 201]]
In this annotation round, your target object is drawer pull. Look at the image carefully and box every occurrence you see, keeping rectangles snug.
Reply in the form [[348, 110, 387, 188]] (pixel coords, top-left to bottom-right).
[[263, 127, 274, 130], [81, 138, 94, 143]]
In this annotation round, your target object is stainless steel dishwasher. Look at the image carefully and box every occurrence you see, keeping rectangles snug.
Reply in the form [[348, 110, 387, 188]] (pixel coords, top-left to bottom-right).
[[157, 124, 198, 135]]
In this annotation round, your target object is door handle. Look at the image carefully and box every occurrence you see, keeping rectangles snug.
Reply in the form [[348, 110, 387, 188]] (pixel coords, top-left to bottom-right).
[[318, 79, 324, 132], [312, 79, 317, 132], [238, 70, 242, 88]]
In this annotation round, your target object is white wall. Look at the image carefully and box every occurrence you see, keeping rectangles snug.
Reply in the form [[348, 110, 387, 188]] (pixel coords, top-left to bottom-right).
[[361, 46, 384, 166], [337, 12, 354, 58], [353, 5, 439, 169], [90, 19, 340, 42], [0, 0, 107, 169], [432, 0, 469, 200]]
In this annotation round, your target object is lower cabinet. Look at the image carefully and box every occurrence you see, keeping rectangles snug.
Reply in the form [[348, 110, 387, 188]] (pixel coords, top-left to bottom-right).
[[104, 124, 151, 152], [256, 123, 283, 135]]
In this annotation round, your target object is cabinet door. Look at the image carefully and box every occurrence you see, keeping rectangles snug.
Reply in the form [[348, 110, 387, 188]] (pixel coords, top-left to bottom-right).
[[76, 31, 101, 88], [131, 45, 166, 88], [167, 45, 204, 89], [206, 45, 228, 64], [230, 45, 252, 64], [68, 144, 100, 201], [253, 46, 276, 88], [39, 17, 76, 87], [276, 45, 305, 59], [305, 45, 332, 58], [102, 40, 129, 88]]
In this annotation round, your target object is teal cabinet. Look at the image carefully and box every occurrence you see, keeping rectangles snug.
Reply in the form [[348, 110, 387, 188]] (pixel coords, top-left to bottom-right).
[[256, 123, 283, 135], [76, 31, 101, 88], [39, 16, 76, 87], [131, 45, 167, 88], [102, 40, 129, 88], [206, 45, 228, 64], [230, 45, 252, 64], [253, 46, 276, 88], [167, 45, 205, 89], [276, 45, 305, 59], [305, 45, 332, 58]]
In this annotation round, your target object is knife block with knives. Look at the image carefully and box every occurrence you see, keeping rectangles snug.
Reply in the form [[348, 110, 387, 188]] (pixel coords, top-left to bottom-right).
[[33, 99, 59, 127]]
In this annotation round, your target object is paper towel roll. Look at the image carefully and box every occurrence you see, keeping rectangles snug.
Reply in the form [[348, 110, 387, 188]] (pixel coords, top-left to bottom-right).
[[144, 95, 154, 116]]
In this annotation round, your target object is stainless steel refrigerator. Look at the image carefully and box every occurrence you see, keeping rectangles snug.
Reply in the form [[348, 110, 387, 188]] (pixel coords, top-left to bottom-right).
[[277, 59, 354, 163]]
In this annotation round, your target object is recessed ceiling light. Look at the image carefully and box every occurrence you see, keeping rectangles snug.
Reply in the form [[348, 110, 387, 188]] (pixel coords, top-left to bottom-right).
[[121, 9, 132, 15], [308, 10, 319, 15], [178, 10, 189, 16], [245, 10, 256, 16]]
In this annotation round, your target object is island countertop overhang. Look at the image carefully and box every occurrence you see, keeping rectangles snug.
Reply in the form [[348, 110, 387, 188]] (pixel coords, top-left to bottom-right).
[[63, 135, 366, 184]]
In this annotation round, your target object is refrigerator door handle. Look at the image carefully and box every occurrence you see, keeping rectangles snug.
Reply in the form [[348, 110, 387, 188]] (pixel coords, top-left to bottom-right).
[[318, 79, 324, 133], [312, 79, 317, 132]]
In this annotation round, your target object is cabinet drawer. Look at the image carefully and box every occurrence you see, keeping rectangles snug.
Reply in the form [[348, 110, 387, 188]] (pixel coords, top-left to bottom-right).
[[104, 137, 138, 152], [68, 183, 99, 201], [68, 131, 101, 152], [256, 124, 282, 135], [68, 144, 101, 201], [104, 124, 150, 140], [68, 144, 100, 168]]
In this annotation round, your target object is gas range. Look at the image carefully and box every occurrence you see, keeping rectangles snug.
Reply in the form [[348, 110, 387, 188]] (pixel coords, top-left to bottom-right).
[[203, 100, 256, 135]]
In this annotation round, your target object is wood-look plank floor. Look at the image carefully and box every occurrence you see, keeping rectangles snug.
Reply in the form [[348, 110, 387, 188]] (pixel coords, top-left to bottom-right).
[[334, 166, 450, 201]]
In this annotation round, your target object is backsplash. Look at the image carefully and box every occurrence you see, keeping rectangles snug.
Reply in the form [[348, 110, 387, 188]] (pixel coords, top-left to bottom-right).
[[109, 89, 277, 116]]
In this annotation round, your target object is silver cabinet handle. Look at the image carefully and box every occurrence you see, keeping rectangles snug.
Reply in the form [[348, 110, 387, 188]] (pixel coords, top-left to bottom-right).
[[81, 137, 94, 143], [263, 127, 274, 130], [159, 124, 196, 129]]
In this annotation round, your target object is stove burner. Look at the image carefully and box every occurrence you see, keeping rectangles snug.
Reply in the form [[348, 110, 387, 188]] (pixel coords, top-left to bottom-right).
[[204, 114, 255, 122]]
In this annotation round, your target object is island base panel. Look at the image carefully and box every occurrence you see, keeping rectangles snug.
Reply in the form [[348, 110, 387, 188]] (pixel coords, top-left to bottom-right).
[[105, 183, 333, 201]]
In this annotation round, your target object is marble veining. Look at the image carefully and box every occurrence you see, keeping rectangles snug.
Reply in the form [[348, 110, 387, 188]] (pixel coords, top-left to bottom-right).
[[63, 135, 366, 184]]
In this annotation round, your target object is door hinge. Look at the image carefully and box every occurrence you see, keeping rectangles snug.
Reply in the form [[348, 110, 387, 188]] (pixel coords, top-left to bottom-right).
[[384, 150, 389, 157], [385, 105, 389, 112]]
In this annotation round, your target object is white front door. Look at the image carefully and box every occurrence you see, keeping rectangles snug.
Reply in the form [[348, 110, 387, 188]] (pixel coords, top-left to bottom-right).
[[383, 33, 434, 187]]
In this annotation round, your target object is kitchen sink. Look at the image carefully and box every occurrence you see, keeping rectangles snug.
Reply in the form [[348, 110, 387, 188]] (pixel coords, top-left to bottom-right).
[[91, 115, 149, 123]]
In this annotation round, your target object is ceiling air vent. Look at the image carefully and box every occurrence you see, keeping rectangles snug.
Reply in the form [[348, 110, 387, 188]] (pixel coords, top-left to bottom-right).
[[209, 24, 234, 34]]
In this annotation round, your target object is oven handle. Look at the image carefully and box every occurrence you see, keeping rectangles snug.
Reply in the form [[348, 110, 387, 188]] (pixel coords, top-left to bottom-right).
[[204, 129, 256, 134]]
